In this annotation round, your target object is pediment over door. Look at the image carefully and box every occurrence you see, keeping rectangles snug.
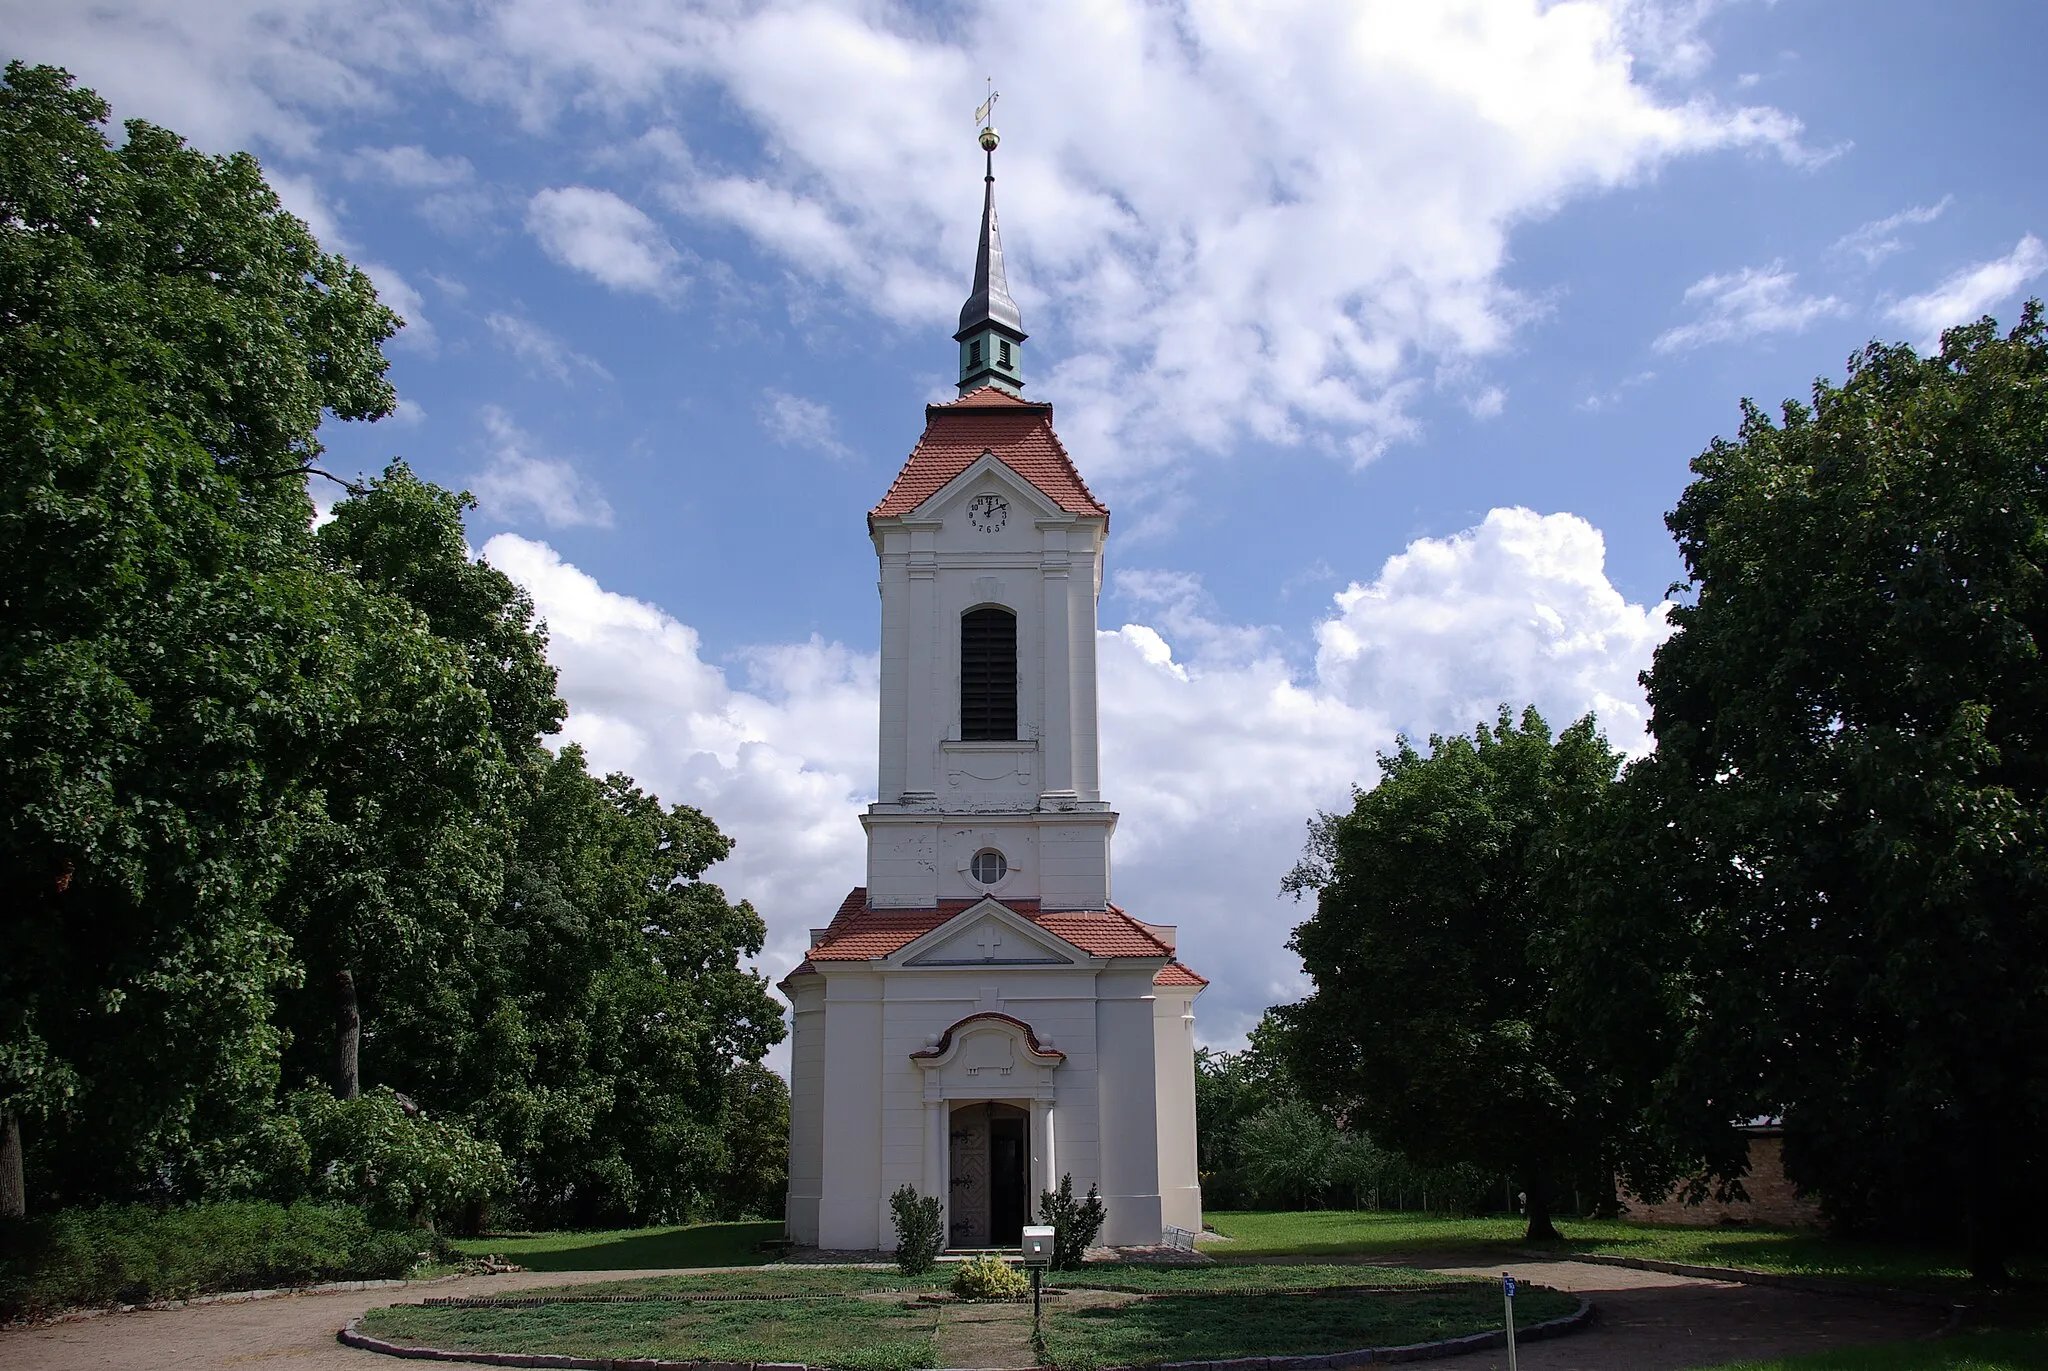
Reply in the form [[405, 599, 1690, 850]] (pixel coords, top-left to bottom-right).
[[903, 913, 1075, 967], [911, 1012, 1062, 1101]]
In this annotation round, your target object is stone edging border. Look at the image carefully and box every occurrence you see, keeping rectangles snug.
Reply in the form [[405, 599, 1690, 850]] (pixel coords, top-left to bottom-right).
[[337, 1295, 1593, 1369]]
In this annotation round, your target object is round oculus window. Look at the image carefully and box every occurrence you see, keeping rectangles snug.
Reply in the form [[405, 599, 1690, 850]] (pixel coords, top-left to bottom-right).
[[971, 849, 1008, 885]]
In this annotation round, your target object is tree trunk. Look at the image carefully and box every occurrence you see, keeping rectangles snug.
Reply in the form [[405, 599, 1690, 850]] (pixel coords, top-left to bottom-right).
[[1964, 1104, 2010, 1285], [1522, 1165, 1561, 1242], [335, 969, 360, 1100], [0, 1112, 24, 1218]]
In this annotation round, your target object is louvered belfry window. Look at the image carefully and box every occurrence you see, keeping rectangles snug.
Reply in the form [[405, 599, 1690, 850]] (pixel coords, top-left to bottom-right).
[[960, 607, 1018, 740]]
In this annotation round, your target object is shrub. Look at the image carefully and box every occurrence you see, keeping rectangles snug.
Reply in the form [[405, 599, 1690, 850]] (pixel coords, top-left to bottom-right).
[[1038, 1173, 1106, 1269], [889, 1184, 942, 1275], [0, 1201, 432, 1320], [950, 1253, 1028, 1300], [292, 1087, 511, 1228]]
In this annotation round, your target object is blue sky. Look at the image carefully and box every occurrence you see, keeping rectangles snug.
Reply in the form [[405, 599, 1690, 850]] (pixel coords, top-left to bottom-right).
[[12, 0, 2045, 1058]]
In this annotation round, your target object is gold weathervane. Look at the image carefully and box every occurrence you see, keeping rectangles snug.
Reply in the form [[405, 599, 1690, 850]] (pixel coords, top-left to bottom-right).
[[975, 82, 1000, 152]]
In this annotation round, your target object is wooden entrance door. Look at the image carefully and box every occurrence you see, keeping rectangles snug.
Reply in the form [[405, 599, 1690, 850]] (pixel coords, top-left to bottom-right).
[[948, 1102, 1030, 1248]]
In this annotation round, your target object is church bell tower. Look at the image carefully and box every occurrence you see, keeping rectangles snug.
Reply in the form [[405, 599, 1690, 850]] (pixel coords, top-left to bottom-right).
[[861, 120, 1117, 912]]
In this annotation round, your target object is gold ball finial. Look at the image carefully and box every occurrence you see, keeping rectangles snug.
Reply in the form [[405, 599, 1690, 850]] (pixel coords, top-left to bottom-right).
[[979, 125, 1000, 152]]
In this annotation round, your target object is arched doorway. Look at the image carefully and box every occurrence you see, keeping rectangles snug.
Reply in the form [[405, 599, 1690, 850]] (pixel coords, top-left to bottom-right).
[[948, 1101, 1030, 1248]]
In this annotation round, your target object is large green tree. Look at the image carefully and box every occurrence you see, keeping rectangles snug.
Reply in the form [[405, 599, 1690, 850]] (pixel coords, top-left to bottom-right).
[[1632, 309, 2048, 1281], [1278, 708, 1625, 1240], [0, 61, 401, 1205]]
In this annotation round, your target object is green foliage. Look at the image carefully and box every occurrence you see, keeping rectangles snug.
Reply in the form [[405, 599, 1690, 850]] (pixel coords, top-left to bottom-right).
[[1617, 307, 2048, 1279], [1038, 1173, 1106, 1269], [0, 64, 785, 1235], [0, 1201, 428, 1319], [0, 59, 402, 1200], [291, 1087, 511, 1228], [951, 1252, 1029, 1299], [889, 1184, 943, 1275], [1278, 707, 1626, 1239]]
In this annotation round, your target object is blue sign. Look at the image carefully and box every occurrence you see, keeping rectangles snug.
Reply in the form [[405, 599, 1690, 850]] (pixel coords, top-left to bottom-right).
[[1502, 1273, 1517, 1299]]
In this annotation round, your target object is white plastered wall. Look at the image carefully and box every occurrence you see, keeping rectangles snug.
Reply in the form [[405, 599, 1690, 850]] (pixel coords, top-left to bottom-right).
[[1154, 986, 1203, 1233]]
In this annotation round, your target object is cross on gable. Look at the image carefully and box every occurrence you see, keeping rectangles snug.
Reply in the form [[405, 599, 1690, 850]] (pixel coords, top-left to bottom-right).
[[975, 925, 1003, 959]]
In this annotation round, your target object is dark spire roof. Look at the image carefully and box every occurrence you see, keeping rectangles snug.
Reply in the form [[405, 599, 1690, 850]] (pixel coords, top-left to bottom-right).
[[956, 151, 1025, 338]]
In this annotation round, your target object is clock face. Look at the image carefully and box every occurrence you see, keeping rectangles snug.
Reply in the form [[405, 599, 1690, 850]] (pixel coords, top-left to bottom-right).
[[967, 493, 1010, 533]]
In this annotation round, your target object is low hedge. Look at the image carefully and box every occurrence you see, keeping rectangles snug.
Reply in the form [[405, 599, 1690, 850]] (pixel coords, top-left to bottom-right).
[[0, 1201, 434, 1320]]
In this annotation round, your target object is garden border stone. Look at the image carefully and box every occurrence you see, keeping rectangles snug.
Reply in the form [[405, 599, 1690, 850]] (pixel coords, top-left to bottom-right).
[[338, 1294, 1593, 1369]]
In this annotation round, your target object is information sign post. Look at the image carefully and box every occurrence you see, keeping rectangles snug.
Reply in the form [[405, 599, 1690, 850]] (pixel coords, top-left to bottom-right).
[[1502, 1272, 1518, 1371]]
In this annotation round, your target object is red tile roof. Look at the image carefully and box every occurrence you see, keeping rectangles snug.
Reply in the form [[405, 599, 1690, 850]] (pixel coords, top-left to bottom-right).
[[1154, 962, 1209, 987], [870, 388, 1108, 522], [793, 888, 1173, 967], [1032, 910, 1173, 959]]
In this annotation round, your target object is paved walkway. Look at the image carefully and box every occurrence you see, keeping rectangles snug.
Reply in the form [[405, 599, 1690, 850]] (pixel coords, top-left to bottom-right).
[[1418, 1259, 1945, 1370], [0, 1257, 1950, 1370]]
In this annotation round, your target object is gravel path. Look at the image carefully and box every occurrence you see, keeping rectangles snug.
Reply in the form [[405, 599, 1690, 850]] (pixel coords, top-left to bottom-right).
[[0, 1257, 1949, 1370]]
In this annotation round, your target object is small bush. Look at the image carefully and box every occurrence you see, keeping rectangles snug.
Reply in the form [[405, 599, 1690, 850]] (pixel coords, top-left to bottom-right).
[[888, 1184, 942, 1275], [0, 1201, 434, 1320], [1038, 1173, 1107, 1269], [292, 1087, 511, 1229], [951, 1253, 1028, 1300]]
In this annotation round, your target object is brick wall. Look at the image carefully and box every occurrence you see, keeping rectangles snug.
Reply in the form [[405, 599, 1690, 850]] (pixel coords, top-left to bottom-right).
[[1618, 1134, 1823, 1229]]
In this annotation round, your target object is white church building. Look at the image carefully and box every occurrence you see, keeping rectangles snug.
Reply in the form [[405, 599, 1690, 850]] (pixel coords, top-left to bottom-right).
[[780, 126, 1206, 1253]]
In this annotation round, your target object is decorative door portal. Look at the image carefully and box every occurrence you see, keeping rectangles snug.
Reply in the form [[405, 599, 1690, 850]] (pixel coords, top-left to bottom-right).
[[948, 1101, 1029, 1248]]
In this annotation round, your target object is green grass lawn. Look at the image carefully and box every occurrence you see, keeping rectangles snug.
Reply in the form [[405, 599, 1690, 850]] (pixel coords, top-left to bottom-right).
[[362, 1292, 941, 1371], [1204, 1211, 2047, 1294], [364, 1264, 1553, 1369], [1040, 1283, 1576, 1370], [448, 1219, 782, 1271]]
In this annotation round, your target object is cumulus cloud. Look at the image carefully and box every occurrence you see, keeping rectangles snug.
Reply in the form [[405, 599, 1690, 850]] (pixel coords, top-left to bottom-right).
[[8, 0, 1814, 482], [345, 143, 474, 188], [486, 312, 612, 383], [526, 186, 686, 299], [759, 390, 852, 460], [1829, 197, 1951, 270], [486, 506, 1670, 1053], [360, 261, 436, 352], [470, 406, 616, 528], [1886, 234, 2048, 351], [1653, 261, 1845, 353]]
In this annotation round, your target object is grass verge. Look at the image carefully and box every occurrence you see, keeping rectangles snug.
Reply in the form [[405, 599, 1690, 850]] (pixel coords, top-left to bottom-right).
[[365, 1265, 1558, 1370], [363, 1293, 941, 1371], [1204, 1212, 2048, 1295], [449, 1220, 781, 1271], [1040, 1283, 1575, 1370]]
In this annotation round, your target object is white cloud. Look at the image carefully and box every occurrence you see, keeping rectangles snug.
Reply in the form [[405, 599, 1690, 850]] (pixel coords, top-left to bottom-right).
[[1653, 261, 1845, 353], [470, 406, 616, 529], [345, 143, 475, 188], [759, 390, 852, 460], [526, 186, 686, 299], [485, 312, 612, 383], [1829, 197, 1951, 269], [486, 505, 1671, 1055], [360, 261, 435, 352], [1885, 235, 2048, 351], [11, 0, 1815, 484]]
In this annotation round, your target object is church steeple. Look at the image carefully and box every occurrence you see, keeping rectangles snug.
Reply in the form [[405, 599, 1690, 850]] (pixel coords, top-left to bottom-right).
[[954, 119, 1027, 396]]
